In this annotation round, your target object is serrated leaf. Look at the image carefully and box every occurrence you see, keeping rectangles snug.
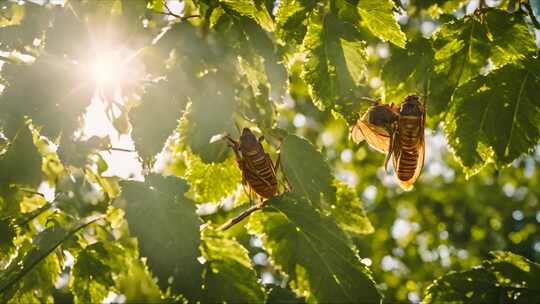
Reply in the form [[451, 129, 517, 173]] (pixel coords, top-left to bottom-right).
[[0, 123, 42, 197], [382, 38, 434, 105], [357, 0, 406, 48], [424, 251, 540, 303], [0, 56, 95, 138], [333, 182, 374, 235], [444, 58, 540, 176], [301, 12, 368, 122], [0, 219, 16, 259], [280, 134, 336, 208], [200, 227, 265, 303], [266, 285, 307, 304], [70, 242, 125, 304], [120, 174, 203, 301], [0, 218, 97, 302], [131, 80, 185, 163], [221, 0, 275, 32], [183, 74, 237, 163], [431, 9, 536, 112], [274, 0, 315, 47], [421, 0, 468, 18], [116, 257, 163, 303], [0, 2, 49, 51], [247, 193, 381, 303], [184, 154, 242, 203]]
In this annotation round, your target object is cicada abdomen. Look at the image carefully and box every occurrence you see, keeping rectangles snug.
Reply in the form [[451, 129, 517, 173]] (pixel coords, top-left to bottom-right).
[[391, 95, 425, 190]]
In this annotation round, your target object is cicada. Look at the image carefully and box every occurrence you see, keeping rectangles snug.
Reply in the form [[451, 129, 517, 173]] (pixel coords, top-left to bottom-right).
[[223, 128, 279, 202], [351, 101, 399, 171], [389, 95, 426, 190], [217, 128, 285, 230], [352, 95, 426, 190]]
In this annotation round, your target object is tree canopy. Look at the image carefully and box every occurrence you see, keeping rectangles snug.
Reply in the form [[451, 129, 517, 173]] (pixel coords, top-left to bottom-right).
[[1, 0, 539, 303]]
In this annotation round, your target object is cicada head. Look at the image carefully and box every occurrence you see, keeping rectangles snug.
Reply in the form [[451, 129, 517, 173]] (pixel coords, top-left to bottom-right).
[[400, 95, 424, 116], [239, 128, 261, 153], [365, 104, 399, 131]]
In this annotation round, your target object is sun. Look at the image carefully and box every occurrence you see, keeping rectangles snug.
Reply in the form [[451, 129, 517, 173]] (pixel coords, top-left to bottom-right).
[[90, 52, 126, 88]]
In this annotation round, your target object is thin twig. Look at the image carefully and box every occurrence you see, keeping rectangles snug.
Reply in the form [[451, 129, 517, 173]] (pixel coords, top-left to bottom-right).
[[158, 1, 201, 21], [523, 2, 540, 29], [219, 203, 266, 231], [108, 147, 137, 153]]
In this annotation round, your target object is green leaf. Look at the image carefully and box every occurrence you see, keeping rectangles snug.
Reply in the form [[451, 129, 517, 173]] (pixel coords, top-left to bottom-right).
[[182, 74, 237, 163], [116, 257, 163, 303], [120, 174, 203, 300], [280, 134, 336, 208], [424, 251, 540, 303], [301, 11, 368, 122], [382, 38, 434, 105], [247, 193, 381, 303], [274, 0, 316, 47], [266, 285, 307, 304], [333, 181, 374, 235], [0, 56, 95, 138], [444, 58, 540, 176], [0, 2, 49, 51], [70, 242, 124, 304], [0, 123, 42, 199], [184, 154, 242, 203], [431, 9, 536, 111], [200, 227, 265, 303], [357, 0, 406, 48], [531, 0, 540, 24], [130, 80, 185, 164], [0, 218, 98, 302], [220, 0, 275, 32]]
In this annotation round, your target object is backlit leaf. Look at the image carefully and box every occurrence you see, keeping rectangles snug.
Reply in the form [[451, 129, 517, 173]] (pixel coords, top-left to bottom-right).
[[0, 218, 98, 302], [424, 251, 540, 303], [301, 11, 368, 122], [357, 0, 406, 48], [431, 9, 536, 112], [120, 174, 203, 301], [200, 227, 265, 303], [280, 134, 336, 208], [221, 0, 275, 32], [247, 193, 381, 303], [444, 58, 540, 176]]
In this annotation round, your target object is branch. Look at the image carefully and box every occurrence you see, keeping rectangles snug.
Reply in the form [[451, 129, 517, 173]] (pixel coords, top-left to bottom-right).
[[219, 202, 267, 231], [108, 147, 137, 153], [157, 1, 201, 21], [523, 2, 540, 29]]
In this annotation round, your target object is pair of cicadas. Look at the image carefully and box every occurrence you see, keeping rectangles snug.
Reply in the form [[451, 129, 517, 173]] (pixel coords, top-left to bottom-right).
[[352, 95, 426, 190]]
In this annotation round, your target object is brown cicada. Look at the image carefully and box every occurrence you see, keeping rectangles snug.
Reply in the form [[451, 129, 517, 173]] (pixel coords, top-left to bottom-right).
[[389, 95, 425, 190], [224, 128, 279, 201], [352, 95, 425, 190], [218, 128, 284, 230]]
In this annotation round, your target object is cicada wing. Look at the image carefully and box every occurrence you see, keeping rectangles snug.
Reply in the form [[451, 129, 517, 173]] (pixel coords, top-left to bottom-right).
[[352, 120, 391, 153], [351, 124, 366, 143]]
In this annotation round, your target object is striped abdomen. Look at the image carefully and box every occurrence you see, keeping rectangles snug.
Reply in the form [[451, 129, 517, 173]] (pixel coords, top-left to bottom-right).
[[396, 115, 422, 182], [241, 145, 278, 199]]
